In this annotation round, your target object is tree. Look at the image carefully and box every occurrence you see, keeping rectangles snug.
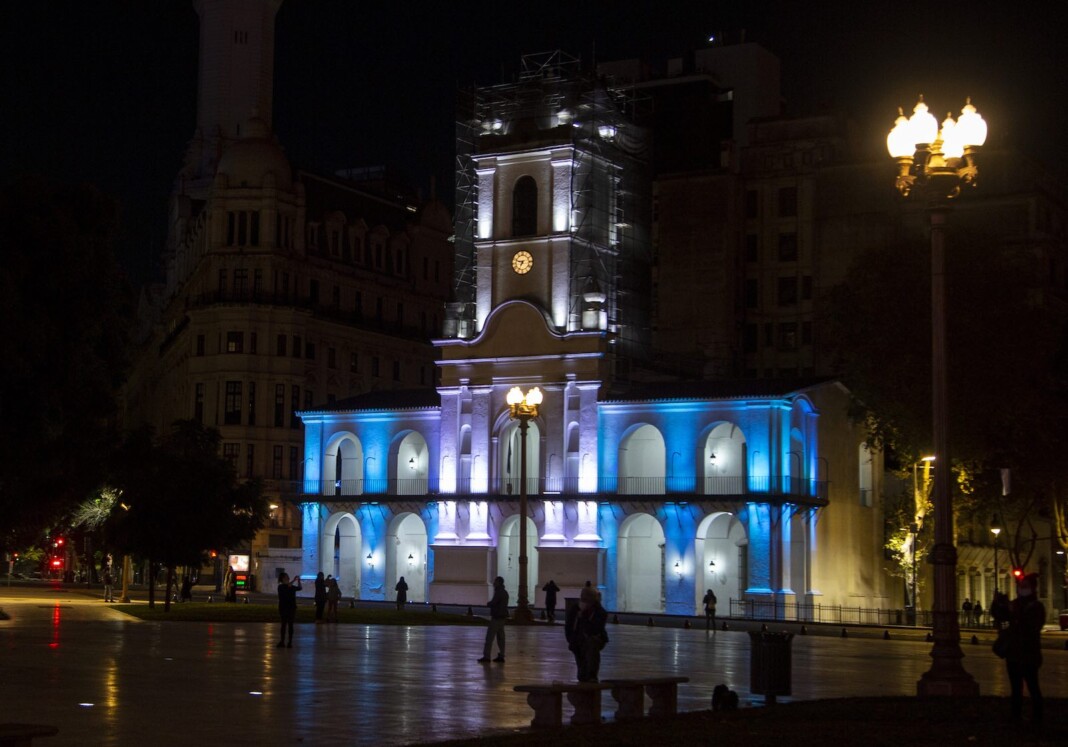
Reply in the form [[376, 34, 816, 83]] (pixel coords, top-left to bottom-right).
[[0, 177, 130, 545], [110, 421, 267, 610], [823, 222, 1068, 528]]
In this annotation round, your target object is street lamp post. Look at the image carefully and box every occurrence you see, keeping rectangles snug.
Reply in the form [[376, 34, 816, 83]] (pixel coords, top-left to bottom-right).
[[990, 515, 1002, 594], [507, 385, 543, 624], [887, 96, 987, 697], [910, 522, 920, 625]]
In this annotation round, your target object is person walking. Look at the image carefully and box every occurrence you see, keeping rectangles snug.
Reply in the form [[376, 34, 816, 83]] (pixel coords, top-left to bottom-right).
[[395, 576, 409, 611], [997, 573, 1045, 723], [478, 576, 509, 663], [962, 598, 973, 626], [180, 574, 193, 602], [314, 571, 327, 623], [564, 585, 609, 682], [542, 579, 560, 623], [325, 576, 341, 622], [703, 588, 718, 631], [103, 568, 114, 603], [276, 572, 302, 648]]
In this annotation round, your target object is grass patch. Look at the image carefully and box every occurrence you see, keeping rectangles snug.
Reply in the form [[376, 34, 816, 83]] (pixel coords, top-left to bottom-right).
[[113, 601, 484, 626]]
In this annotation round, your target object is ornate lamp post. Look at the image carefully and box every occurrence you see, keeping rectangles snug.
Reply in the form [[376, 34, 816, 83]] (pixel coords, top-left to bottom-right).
[[507, 385, 542, 623], [887, 96, 987, 697]]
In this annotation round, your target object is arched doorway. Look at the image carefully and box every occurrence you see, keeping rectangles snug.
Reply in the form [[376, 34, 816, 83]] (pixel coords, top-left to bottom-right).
[[619, 424, 665, 495], [387, 513, 428, 603], [694, 512, 748, 612], [497, 513, 538, 606], [322, 434, 363, 495], [704, 423, 746, 494], [320, 512, 361, 599], [617, 513, 666, 612], [396, 431, 429, 495], [499, 419, 540, 496]]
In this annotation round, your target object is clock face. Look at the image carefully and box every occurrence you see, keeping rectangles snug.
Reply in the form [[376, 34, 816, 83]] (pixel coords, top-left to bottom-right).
[[511, 250, 533, 275]]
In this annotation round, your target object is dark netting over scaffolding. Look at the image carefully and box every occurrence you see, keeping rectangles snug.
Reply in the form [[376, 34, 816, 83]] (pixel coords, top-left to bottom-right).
[[448, 51, 654, 383]]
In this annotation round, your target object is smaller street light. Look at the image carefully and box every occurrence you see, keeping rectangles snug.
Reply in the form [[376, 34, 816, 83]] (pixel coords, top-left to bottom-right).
[[991, 515, 1002, 594]]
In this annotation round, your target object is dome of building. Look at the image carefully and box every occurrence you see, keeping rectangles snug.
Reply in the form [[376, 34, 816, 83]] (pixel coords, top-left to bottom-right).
[[215, 117, 292, 190]]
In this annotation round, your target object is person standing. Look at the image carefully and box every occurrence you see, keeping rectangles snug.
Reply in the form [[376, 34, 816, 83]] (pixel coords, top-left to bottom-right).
[[395, 576, 409, 611], [103, 568, 114, 603], [180, 574, 193, 602], [542, 579, 560, 623], [223, 566, 234, 602], [276, 572, 302, 648], [1000, 573, 1045, 723], [478, 576, 509, 663], [564, 586, 609, 682], [703, 589, 718, 631], [973, 600, 983, 627], [313, 572, 327, 623], [325, 577, 341, 622], [962, 598, 973, 626]]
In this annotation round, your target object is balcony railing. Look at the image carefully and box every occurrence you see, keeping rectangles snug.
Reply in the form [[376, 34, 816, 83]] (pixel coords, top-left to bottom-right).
[[290, 475, 828, 501]]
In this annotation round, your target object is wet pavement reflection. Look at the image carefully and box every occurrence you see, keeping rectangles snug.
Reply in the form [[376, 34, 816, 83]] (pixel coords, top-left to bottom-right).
[[2, 588, 1066, 746]]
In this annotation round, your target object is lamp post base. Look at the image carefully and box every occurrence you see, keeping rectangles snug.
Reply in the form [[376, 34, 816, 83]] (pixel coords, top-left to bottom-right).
[[917, 670, 980, 697], [512, 602, 536, 624]]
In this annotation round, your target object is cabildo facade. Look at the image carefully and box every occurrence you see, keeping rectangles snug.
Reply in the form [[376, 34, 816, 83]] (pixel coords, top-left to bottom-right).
[[296, 55, 892, 617]]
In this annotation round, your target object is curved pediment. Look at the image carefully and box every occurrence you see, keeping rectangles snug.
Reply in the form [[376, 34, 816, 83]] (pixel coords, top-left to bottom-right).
[[444, 300, 603, 360]]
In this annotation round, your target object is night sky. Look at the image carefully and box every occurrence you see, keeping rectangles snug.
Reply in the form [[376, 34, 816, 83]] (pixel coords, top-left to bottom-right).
[[2, 1, 1064, 284]]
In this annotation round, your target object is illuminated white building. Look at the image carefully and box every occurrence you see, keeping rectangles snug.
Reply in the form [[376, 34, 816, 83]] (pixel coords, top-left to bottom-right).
[[298, 54, 892, 616]]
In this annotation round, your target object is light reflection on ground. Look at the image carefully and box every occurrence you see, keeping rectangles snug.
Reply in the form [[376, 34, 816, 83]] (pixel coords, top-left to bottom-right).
[[1, 587, 1065, 746]]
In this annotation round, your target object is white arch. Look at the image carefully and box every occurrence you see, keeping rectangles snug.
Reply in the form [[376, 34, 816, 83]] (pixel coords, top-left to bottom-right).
[[499, 418, 540, 496], [617, 513, 666, 612], [694, 511, 748, 611], [704, 422, 747, 495], [497, 513, 538, 605], [396, 431, 429, 495], [619, 424, 665, 494], [386, 512, 429, 603], [320, 512, 361, 599], [322, 432, 363, 495]]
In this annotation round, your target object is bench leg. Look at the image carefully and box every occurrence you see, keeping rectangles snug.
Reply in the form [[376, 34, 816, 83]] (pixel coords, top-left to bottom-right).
[[566, 688, 602, 725], [610, 684, 645, 721], [645, 683, 678, 718], [524, 692, 563, 728]]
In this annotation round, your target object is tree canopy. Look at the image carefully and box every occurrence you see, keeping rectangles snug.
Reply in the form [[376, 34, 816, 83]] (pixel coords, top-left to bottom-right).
[[0, 177, 130, 543], [823, 210, 1068, 519], [109, 420, 267, 606]]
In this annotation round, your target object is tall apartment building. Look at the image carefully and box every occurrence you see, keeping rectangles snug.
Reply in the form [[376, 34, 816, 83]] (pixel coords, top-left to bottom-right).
[[123, 0, 453, 584]]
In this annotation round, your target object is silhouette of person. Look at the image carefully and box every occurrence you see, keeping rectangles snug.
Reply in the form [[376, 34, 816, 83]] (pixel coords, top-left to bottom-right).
[[542, 579, 560, 623], [478, 576, 509, 663], [276, 572, 302, 648], [703, 589, 718, 632], [326, 577, 341, 622], [1002, 573, 1045, 723], [565, 586, 609, 682], [395, 576, 409, 611], [314, 571, 327, 622]]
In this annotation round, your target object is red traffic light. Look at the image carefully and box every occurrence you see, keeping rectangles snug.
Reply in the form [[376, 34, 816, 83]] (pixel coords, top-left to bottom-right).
[[55, 537, 64, 546], [51, 559, 62, 568]]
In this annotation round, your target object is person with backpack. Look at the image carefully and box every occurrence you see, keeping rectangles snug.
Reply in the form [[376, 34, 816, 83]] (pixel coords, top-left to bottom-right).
[[565, 585, 609, 682]]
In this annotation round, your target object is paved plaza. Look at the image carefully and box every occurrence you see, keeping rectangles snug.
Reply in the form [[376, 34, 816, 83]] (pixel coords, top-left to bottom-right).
[[2, 585, 1066, 746]]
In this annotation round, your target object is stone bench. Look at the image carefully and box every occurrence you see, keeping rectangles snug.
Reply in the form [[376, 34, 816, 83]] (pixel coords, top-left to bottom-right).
[[602, 676, 689, 720], [0, 724, 58, 747], [514, 675, 689, 728], [514, 682, 612, 727]]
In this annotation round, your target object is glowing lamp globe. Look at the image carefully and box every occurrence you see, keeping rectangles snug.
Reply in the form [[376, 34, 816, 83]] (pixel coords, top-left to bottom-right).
[[908, 98, 939, 146], [955, 99, 987, 148]]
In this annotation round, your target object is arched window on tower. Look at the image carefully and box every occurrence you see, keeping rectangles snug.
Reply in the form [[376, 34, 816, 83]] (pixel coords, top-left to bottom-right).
[[512, 176, 537, 237]]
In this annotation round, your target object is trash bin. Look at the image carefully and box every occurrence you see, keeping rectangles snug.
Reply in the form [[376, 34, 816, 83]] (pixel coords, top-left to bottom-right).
[[748, 630, 794, 703]]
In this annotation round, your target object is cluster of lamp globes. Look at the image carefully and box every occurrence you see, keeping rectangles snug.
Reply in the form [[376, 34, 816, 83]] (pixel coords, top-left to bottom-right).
[[507, 386, 543, 416], [886, 97, 988, 198]]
